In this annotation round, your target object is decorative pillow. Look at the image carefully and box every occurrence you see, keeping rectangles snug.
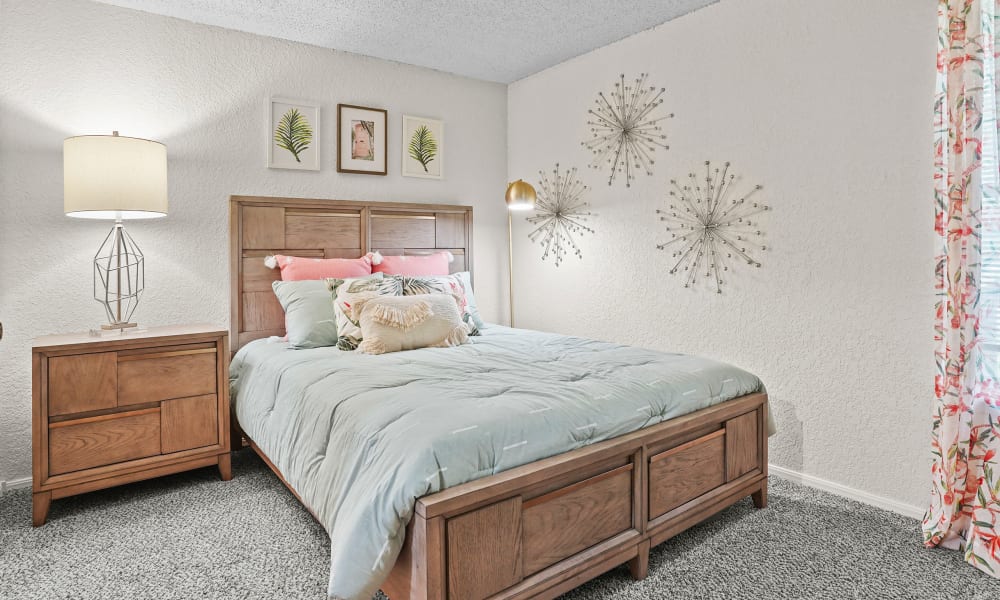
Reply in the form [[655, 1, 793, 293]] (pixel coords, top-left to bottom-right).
[[350, 294, 469, 355], [271, 279, 339, 349], [265, 254, 374, 281], [327, 273, 402, 351], [393, 273, 482, 334], [371, 251, 453, 276], [453, 272, 485, 329]]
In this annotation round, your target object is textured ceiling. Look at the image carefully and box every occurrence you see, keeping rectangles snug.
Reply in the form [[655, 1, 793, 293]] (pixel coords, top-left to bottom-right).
[[91, 0, 718, 82]]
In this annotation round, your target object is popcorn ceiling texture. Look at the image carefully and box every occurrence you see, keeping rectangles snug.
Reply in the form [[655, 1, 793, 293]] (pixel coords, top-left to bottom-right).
[[507, 0, 937, 509], [92, 0, 718, 83], [0, 0, 507, 485]]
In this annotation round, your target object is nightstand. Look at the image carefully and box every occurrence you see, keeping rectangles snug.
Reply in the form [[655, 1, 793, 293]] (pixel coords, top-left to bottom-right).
[[31, 324, 231, 526]]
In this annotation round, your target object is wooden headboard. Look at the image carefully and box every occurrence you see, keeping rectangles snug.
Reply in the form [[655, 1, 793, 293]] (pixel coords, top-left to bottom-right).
[[230, 195, 474, 351]]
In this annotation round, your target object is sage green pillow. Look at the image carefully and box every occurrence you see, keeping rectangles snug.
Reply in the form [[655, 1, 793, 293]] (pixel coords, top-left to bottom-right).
[[271, 279, 340, 349]]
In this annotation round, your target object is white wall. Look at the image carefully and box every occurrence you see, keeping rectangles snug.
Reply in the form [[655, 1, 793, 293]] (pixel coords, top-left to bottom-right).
[[1, 0, 940, 512], [508, 0, 937, 509], [0, 0, 508, 485]]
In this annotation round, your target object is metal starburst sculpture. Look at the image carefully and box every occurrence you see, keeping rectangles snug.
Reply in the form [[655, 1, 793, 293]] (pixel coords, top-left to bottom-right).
[[655, 161, 770, 294], [526, 164, 594, 266], [582, 73, 673, 188]]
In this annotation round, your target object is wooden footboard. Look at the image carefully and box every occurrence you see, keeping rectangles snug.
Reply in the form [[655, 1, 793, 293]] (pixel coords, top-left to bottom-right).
[[380, 392, 768, 600]]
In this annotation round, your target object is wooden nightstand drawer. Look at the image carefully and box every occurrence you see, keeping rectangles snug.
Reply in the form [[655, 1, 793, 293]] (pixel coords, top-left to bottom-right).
[[49, 409, 161, 475], [48, 352, 117, 416], [161, 394, 219, 454], [117, 345, 217, 406]]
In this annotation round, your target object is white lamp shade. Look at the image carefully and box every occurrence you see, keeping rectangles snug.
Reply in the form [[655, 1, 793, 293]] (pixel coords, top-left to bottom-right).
[[64, 133, 168, 219]]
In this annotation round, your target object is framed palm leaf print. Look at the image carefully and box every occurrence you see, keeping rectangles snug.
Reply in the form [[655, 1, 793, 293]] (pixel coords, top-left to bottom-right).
[[402, 115, 443, 179], [268, 97, 320, 171]]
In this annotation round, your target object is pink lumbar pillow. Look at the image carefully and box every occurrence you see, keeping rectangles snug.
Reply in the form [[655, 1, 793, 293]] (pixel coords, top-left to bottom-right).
[[264, 254, 374, 281], [370, 250, 454, 276]]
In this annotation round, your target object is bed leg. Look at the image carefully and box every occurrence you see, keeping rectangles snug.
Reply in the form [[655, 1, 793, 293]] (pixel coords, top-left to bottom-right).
[[230, 411, 244, 453], [628, 539, 650, 580], [752, 481, 767, 509]]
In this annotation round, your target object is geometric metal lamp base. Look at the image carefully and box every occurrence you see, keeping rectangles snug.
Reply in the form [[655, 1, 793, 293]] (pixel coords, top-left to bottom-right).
[[93, 220, 145, 330], [100, 322, 138, 331]]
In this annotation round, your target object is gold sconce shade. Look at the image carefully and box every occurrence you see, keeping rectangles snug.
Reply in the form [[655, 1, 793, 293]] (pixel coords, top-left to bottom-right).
[[505, 179, 537, 211], [64, 132, 168, 220]]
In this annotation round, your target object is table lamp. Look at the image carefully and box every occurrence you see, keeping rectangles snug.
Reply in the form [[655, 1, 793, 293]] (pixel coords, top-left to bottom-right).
[[64, 131, 168, 331], [504, 180, 536, 327]]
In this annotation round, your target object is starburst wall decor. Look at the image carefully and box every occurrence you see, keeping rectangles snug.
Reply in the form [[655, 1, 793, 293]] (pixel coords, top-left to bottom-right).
[[655, 161, 770, 294], [526, 164, 594, 266], [582, 73, 673, 188]]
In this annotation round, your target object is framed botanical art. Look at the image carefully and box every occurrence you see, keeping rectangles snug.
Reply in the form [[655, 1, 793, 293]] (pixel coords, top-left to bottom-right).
[[268, 97, 319, 170], [337, 104, 388, 175], [402, 115, 444, 179]]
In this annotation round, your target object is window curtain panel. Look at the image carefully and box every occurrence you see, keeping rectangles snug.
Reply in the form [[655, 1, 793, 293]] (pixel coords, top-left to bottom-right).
[[926, 0, 1000, 575]]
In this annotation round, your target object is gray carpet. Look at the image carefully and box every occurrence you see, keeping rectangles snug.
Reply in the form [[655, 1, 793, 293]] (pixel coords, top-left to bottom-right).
[[1, 450, 998, 600]]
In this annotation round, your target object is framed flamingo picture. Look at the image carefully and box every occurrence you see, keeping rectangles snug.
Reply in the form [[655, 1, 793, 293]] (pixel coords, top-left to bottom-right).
[[268, 97, 320, 171], [337, 104, 387, 175]]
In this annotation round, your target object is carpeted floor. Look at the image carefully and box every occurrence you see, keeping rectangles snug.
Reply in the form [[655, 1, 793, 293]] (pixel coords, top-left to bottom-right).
[[1, 450, 998, 600]]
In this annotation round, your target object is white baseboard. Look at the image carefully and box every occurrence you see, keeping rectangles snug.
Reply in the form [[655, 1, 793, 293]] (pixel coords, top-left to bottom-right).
[[768, 464, 924, 520], [1, 477, 31, 493], [2, 466, 924, 518]]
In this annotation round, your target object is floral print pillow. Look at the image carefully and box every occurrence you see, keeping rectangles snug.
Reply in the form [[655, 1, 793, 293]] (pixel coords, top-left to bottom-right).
[[391, 274, 480, 336], [326, 273, 402, 351]]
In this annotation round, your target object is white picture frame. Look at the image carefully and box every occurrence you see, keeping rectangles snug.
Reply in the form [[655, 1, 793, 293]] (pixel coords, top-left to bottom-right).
[[268, 97, 320, 171], [402, 115, 444, 180]]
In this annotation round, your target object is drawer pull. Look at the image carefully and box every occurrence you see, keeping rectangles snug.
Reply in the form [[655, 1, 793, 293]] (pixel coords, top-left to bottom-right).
[[649, 429, 725, 464], [49, 407, 160, 429], [523, 463, 633, 510], [117, 348, 216, 362]]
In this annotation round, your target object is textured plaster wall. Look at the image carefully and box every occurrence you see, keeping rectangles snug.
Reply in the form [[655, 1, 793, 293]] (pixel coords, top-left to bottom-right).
[[508, 0, 937, 509], [0, 0, 507, 484]]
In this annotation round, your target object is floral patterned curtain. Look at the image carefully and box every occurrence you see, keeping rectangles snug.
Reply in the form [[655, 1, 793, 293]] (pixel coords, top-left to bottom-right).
[[925, 0, 1000, 576]]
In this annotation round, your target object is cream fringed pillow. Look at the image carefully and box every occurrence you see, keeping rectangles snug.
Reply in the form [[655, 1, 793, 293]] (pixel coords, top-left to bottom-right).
[[327, 273, 401, 351], [350, 293, 469, 355]]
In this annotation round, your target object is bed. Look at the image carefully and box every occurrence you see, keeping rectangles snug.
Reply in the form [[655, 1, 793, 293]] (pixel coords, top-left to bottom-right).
[[228, 195, 770, 600]]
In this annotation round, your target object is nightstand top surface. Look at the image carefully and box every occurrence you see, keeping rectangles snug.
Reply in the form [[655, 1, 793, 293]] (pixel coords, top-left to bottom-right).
[[33, 323, 226, 352]]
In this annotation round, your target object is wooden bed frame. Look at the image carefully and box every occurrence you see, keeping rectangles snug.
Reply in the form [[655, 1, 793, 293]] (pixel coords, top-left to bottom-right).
[[229, 195, 768, 600]]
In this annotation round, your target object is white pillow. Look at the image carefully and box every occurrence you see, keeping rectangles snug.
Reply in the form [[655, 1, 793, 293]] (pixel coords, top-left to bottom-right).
[[454, 271, 484, 328], [351, 294, 469, 355]]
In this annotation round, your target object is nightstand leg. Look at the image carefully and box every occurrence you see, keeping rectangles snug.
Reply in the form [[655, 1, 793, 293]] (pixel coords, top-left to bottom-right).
[[752, 482, 768, 509], [217, 453, 232, 481], [628, 539, 650, 580], [32, 491, 51, 527]]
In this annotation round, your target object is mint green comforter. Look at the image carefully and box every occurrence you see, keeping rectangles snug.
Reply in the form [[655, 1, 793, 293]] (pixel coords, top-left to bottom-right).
[[229, 326, 763, 599]]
